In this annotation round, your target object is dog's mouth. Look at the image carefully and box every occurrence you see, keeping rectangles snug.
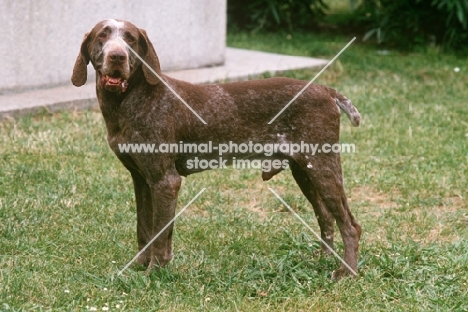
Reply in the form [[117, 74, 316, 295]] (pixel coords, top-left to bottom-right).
[[99, 73, 128, 93]]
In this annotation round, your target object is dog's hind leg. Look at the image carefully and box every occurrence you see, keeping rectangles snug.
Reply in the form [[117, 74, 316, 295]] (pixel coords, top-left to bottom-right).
[[289, 161, 335, 255], [292, 155, 361, 280]]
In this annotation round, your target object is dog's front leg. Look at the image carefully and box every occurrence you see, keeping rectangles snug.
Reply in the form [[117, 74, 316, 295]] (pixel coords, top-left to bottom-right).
[[146, 170, 182, 271], [130, 170, 154, 267]]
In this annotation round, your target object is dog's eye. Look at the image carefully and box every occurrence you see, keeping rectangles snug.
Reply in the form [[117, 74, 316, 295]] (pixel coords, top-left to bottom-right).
[[124, 33, 136, 44], [98, 32, 107, 40]]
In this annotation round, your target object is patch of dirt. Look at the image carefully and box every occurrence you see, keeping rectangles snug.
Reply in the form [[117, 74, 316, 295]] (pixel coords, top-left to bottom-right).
[[413, 195, 466, 244], [182, 175, 466, 245], [348, 186, 399, 213], [348, 186, 466, 245]]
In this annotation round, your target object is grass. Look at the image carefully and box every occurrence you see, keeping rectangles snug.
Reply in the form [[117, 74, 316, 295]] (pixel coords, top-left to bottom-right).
[[1, 29, 468, 310]]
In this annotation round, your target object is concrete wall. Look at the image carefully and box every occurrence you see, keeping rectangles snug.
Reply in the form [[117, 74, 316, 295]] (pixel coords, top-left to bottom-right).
[[0, 0, 226, 94]]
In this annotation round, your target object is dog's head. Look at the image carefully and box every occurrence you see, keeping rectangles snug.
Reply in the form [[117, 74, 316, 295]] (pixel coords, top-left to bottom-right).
[[71, 19, 161, 92]]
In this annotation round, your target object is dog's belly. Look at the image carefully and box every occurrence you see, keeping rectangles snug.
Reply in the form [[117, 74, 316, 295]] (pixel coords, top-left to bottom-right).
[[174, 149, 289, 177]]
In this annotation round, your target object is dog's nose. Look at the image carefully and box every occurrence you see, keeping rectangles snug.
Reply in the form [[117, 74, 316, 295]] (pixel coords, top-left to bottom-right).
[[108, 50, 127, 64]]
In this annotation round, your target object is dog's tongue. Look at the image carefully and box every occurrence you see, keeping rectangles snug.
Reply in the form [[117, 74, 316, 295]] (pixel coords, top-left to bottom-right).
[[107, 77, 122, 85], [100, 75, 128, 92]]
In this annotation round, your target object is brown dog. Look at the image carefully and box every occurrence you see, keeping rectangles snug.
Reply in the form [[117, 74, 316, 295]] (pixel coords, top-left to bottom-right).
[[72, 19, 362, 280]]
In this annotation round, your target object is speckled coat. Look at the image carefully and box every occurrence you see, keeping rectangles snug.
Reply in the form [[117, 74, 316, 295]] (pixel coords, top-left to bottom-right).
[[72, 19, 362, 280]]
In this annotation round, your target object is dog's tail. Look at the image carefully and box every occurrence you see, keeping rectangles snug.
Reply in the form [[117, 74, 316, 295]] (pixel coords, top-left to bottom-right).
[[333, 91, 361, 127]]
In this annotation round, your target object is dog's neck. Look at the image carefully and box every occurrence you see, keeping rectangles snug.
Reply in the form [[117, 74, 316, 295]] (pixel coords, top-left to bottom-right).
[[96, 66, 166, 137], [96, 66, 146, 134]]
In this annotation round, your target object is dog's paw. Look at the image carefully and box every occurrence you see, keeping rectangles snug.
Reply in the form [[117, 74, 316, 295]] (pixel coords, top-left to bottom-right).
[[135, 252, 151, 267], [331, 268, 357, 281], [145, 255, 171, 274], [144, 263, 161, 275], [312, 242, 335, 257], [313, 248, 334, 257]]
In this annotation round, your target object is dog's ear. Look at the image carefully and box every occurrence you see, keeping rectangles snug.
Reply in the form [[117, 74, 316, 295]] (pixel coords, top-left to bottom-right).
[[138, 28, 162, 85], [71, 32, 91, 87]]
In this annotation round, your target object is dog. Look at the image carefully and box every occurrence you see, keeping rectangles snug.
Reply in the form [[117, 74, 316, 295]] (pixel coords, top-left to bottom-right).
[[71, 19, 362, 280]]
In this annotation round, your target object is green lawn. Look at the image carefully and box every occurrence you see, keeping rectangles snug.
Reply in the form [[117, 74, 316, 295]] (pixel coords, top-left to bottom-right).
[[1, 30, 467, 311]]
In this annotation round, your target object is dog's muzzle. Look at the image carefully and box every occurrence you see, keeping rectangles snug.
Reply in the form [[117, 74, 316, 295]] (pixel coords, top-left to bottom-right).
[[100, 74, 128, 92]]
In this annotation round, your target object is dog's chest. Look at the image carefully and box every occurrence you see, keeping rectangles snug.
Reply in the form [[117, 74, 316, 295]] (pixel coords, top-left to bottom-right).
[[106, 131, 127, 154]]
